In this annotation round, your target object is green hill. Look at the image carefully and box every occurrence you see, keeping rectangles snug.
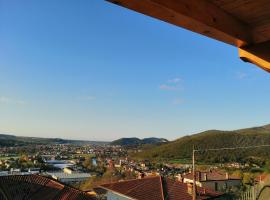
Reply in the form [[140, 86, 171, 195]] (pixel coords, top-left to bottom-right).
[[134, 124, 270, 164], [111, 137, 168, 146]]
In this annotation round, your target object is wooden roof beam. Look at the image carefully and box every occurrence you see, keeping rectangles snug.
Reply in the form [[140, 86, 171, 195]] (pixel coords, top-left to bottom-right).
[[239, 41, 270, 73], [107, 0, 253, 47]]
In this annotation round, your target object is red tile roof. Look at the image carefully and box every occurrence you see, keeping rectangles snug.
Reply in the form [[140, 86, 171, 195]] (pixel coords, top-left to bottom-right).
[[100, 176, 224, 200], [0, 174, 95, 200], [101, 176, 164, 200]]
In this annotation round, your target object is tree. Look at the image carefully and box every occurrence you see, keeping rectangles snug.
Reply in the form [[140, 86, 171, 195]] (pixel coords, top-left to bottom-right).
[[83, 156, 93, 171]]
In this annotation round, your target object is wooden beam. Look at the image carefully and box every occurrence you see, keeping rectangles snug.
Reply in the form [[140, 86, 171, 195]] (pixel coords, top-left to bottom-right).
[[239, 41, 270, 73], [107, 0, 253, 47]]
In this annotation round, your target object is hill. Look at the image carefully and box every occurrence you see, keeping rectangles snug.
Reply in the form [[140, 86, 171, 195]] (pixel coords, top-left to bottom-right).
[[133, 124, 270, 163], [0, 134, 108, 147], [111, 137, 168, 146]]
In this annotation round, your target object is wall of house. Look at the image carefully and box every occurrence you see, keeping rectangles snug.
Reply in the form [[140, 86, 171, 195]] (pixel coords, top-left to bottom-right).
[[201, 180, 242, 191], [106, 191, 132, 200], [183, 178, 241, 191]]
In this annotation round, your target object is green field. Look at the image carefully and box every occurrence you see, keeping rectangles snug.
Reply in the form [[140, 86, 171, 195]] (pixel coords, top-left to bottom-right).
[[169, 159, 191, 164], [0, 156, 19, 160]]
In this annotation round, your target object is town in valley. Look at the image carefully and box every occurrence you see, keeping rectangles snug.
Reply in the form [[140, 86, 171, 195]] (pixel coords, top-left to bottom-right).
[[1, 125, 270, 199]]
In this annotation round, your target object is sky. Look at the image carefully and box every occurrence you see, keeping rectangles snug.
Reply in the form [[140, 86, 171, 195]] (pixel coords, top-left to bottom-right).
[[1, 0, 270, 141]]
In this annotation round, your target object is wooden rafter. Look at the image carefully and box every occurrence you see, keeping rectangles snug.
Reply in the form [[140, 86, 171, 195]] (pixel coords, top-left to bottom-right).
[[239, 41, 270, 72]]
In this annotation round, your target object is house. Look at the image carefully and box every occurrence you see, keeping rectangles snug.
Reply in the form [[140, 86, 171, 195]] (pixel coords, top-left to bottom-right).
[[98, 176, 225, 200], [181, 171, 241, 192], [63, 167, 74, 174], [255, 173, 269, 185], [46, 171, 91, 184]]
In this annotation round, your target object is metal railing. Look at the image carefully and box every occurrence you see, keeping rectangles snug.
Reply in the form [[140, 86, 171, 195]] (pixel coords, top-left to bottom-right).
[[238, 183, 264, 200]]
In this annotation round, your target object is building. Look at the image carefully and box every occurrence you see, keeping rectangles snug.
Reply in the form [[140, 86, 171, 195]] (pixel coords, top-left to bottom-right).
[[0, 174, 95, 200], [255, 173, 269, 185], [99, 176, 225, 200], [63, 167, 74, 174], [46, 171, 91, 184], [181, 171, 241, 191]]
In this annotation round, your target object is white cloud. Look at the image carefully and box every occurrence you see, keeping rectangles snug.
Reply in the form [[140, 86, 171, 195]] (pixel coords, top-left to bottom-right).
[[159, 84, 179, 91], [159, 77, 183, 91], [0, 96, 26, 105], [236, 72, 248, 80], [168, 77, 181, 83]]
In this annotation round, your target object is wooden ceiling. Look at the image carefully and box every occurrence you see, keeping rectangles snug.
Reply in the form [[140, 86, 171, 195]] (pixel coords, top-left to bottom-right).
[[210, 0, 270, 44], [107, 0, 270, 72]]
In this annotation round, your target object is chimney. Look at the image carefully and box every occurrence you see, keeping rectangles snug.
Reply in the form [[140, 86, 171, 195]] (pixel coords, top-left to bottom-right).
[[187, 183, 193, 195], [177, 174, 183, 182], [138, 173, 144, 179], [225, 172, 229, 180]]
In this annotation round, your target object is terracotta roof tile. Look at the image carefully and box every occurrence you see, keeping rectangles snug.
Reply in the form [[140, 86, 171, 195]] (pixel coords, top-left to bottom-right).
[[0, 174, 95, 200], [100, 176, 224, 200], [101, 176, 164, 200]]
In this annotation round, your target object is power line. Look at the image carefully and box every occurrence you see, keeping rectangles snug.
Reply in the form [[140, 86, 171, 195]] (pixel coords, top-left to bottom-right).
[[193, 144, 270, 152]]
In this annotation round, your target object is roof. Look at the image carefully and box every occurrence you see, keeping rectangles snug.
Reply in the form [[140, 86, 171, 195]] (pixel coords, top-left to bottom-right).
[[100, 176, 223, 200], [0, 174, 95, 200], [107, 0, 270, 72], [101, 176, 164, 200], [183, 171, 241, 182]]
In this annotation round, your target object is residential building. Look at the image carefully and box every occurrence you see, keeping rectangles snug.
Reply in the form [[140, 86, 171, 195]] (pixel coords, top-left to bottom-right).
[[46, 171, 91, 184], [181, 171, 241, 191]]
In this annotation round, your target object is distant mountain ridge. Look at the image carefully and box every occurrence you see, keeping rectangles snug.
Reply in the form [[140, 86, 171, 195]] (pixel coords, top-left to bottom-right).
[[133, 124, 270, 163], [0, 133, 108, 147], [111, 137, 168, 146]]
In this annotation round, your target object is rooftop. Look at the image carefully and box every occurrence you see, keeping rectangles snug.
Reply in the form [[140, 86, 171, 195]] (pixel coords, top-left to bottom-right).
[[0, 174, 95, 200], [100, 176, 224, 200]]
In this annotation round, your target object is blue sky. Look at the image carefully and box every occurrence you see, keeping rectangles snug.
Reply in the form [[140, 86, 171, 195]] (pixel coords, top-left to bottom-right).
[[1, 0, 270, 141]]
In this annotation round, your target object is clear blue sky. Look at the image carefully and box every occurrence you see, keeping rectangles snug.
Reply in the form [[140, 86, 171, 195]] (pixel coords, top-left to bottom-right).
[[1, 0, 270, 141]]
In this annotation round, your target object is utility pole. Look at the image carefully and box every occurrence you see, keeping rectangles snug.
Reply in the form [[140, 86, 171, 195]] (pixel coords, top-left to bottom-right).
[[192, 145, 196, 200]]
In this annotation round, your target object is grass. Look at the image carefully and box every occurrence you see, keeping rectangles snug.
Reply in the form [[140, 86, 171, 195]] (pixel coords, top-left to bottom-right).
[[168, 158, 209, 165], [0, 156, 19, 160], [75, 153, 96, 158], [169, 159, 191, 164]]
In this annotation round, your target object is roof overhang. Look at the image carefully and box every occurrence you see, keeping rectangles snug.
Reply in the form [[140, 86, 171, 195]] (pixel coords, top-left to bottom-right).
[[106, 0, 270, 73]]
